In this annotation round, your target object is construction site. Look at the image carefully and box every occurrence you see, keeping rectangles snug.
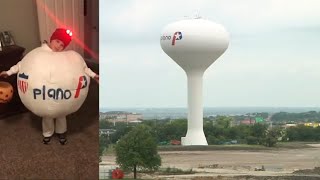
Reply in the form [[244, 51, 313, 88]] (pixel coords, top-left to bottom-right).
[[102, 144, 320, 179]]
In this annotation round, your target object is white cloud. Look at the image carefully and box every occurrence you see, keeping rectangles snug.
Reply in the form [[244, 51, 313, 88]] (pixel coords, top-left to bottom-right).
[[111, 0, 157, 33], [102, 0, 320, 38]]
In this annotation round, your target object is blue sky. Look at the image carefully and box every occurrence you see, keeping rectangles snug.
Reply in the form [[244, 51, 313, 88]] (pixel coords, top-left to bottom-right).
[[99, 0, 320, 108]]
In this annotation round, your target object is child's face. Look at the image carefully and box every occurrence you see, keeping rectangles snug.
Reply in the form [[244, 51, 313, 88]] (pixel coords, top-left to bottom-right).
[[50, 39, 65, 52]]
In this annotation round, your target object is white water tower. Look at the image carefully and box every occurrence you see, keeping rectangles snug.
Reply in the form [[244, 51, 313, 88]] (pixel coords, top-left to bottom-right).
[[160, 16, 229, 145]]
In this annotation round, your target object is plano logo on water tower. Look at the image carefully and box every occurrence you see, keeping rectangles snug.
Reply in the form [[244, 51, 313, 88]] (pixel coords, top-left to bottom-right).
[[160, 31, 183, 46], [172, 31, 182, 45]]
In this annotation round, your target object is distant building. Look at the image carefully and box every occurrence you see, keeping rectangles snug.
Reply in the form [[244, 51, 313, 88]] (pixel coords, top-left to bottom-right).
[[99, 113, 108, 119], [99, 129, 116, 136], [100, 111, 143, 124], [240, 118, 255, 125], [283, 123, 297, 128], [304, 122, 320, 128], [255, 117, 264, 123]]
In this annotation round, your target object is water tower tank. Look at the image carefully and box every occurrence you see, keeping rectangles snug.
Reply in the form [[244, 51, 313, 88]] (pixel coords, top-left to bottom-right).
[[160, 17, 229, 145]]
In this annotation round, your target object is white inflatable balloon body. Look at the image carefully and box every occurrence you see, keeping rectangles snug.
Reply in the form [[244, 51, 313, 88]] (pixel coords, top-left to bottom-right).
[[17, 45, 90, 118]]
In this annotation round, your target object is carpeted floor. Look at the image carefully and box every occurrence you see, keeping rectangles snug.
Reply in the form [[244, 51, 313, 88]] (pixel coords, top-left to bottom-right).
[[0, 71, 99, 179]]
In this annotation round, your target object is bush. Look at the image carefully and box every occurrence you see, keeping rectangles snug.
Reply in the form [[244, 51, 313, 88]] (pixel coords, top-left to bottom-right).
[[157, 167, 194, 175], [207, 135, 226, 145], [246, 136, 259, 145]]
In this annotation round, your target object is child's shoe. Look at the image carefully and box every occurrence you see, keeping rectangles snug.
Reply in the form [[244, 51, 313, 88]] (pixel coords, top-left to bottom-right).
[[57, 133, 67, 145], [43, 136, 52, 144]]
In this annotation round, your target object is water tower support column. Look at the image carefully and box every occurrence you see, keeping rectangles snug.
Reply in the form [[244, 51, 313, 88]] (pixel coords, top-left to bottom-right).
[[182, 70, 208, 145], [160, 17, 229, 146]]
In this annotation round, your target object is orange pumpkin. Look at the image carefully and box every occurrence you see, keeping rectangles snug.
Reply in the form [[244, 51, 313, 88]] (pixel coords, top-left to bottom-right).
[[0, 81, 14, 103]]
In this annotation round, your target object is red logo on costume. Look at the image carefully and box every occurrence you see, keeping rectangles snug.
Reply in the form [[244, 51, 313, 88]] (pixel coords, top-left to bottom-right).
[[74, 76, 88, 98]]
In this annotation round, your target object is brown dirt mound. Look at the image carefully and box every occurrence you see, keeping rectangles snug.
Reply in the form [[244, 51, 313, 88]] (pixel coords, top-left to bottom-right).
[[192, 175, 320, 180], [293, 167, 320, 175]]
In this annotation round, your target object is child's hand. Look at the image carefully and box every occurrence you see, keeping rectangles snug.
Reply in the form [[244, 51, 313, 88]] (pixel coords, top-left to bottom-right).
[[94, 74, 99, 84], [0, 71, 8, 78]]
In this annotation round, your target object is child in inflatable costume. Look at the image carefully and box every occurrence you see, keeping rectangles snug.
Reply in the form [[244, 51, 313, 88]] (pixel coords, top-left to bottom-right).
[[0, 28, 99, 145]]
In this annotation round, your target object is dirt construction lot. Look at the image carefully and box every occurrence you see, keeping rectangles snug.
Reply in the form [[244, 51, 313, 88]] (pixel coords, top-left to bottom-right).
[[104, 144, 320, 179]]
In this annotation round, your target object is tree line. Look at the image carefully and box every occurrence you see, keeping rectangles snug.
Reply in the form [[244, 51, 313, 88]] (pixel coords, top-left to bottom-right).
[[100, 115, 320, 154], [271, 111, 320, 123], [101, 116, 274, 146]]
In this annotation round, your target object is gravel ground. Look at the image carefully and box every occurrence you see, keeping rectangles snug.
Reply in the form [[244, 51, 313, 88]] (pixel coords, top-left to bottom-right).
[[104, 144, 320, 179]]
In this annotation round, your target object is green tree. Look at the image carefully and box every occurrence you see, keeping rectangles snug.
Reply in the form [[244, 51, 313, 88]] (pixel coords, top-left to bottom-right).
[[250, 123, 268, 144], [250, 123, 268, 137], [246, 136, 259, 145], [115, 124, 161, 179], [153, 119, 187, 143], [236, 124, 251, 141], [226, 127, 238, 139], [215, 116, 232, 129], [99, 120, 113, 129], [264, 127, 282, 147], [110, 122, 133, 143], [99, 134, 109, 162], [285, 125, 318, 141], [271, 111, 320, 123]]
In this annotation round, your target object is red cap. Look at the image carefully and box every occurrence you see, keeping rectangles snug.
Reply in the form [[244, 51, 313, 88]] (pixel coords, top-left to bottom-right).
[[50, 28, 72, 48]]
